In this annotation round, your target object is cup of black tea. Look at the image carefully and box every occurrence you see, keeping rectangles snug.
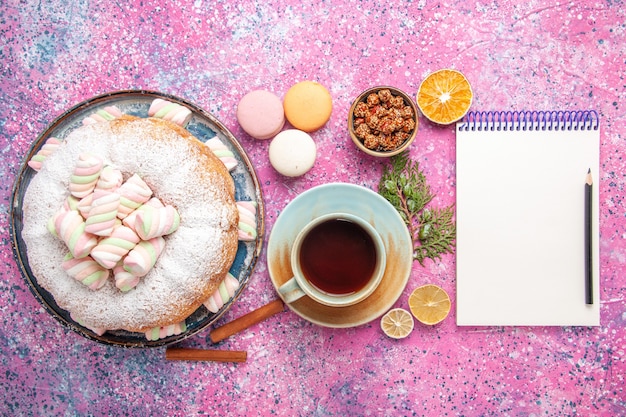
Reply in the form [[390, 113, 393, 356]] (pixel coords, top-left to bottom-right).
[[278, 213, 386, 307]]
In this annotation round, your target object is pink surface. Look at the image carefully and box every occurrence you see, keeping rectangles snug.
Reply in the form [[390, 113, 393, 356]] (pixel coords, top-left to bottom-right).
[[1, 1, 624, 416]]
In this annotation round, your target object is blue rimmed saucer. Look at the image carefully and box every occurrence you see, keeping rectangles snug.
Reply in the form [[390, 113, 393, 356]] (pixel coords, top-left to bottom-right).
[[267, 183, 413, 328]]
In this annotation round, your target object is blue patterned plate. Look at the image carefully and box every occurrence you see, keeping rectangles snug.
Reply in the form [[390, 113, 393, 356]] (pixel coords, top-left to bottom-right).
[[10, 90, 264, 347]]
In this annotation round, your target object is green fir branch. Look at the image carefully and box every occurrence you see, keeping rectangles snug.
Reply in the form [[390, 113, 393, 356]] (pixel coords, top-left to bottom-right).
[[378, 152, 456, 265]]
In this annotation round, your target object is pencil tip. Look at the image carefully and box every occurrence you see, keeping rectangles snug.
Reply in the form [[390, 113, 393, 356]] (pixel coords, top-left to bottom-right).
[[588, 168, 591, 174]]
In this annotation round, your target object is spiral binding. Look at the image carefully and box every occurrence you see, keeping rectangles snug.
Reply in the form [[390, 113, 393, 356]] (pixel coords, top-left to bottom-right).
[[457, 110, 599, 132]]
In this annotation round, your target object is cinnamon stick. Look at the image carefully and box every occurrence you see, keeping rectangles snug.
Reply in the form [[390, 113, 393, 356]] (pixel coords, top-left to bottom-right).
[[165, 347, 247, 362], [210, 299, 285, 343]]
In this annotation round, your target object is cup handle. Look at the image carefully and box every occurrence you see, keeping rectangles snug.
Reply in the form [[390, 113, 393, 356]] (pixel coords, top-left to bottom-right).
[[277, 277, 306, 304]]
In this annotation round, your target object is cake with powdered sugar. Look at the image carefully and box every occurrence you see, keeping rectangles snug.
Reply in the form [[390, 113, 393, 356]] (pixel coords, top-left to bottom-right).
[[21, 116, 241, 334]]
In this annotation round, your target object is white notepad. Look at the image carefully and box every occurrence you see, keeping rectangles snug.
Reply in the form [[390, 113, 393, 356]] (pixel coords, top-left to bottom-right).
[[455, 111, 600, 326]]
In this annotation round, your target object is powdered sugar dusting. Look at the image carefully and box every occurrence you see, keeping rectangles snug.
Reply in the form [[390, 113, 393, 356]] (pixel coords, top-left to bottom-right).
[[21, 118, 238, 332]]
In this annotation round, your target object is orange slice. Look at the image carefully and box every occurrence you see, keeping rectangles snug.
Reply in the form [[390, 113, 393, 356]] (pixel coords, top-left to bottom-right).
[[380, 308, 414, 339], [408, 284, 451, 325], [416, 69, 473, 125]]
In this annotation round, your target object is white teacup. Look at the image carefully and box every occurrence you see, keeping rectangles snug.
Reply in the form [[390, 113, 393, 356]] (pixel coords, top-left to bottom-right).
[[278, 213, 386, 307]]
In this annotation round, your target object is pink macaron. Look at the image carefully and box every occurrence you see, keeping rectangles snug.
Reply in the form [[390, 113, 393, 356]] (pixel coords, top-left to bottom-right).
[[236, 90, 285, 140]]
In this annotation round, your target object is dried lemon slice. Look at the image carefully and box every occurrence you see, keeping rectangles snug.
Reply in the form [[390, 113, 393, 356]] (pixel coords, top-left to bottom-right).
[[416, 69, 473, 125], [408, 284, 451, 325], [380, 308, 414, 339]]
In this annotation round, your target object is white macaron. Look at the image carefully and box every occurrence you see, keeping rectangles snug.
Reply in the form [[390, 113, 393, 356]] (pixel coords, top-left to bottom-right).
[[268, 129, 316, 177]]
